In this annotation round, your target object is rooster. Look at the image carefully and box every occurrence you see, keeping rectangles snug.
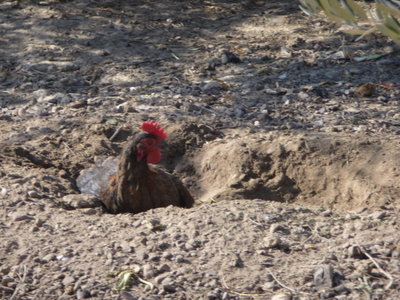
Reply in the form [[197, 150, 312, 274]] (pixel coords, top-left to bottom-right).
[[77, 121, 194, 214]]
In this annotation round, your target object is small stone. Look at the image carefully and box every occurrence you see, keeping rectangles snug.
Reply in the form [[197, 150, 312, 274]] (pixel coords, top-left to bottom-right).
[[202, 81, 222, 93], [76, 288, 91, 299], [142, 264, 157, 279], [269, 224, 289, 234], [163, 284, 176, 293], [321, 210, 332, 217], [39, 92, 73, 104], [262, 282, 277, 291], [70, 100, 87, 109], [81, 208, 98, 215], [64, 285, 74, 295], [42, 254, 56, 263], [158, 264, 171, 273], [120, 291, 138, 300], [1, 275, 15, 285], [11, 212, 34, 222], [182, 102, 200, 112], [314, 264, 335, 288], [368, 211, 386, 220], [119, 241, 133, 253], [221, 51, 241, 64], [136, 249, 149, 260], [264, 235, 283, 249], [348, 245, 367, 259], [0, 187, 7, 196], [27, 190, 41, 198], [62, 275, 75, 286], [271, 294, 292, 300]]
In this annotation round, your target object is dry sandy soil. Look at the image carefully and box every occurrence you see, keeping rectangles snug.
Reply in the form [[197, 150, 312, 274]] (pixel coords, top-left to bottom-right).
[[0, 0, 400, 299]]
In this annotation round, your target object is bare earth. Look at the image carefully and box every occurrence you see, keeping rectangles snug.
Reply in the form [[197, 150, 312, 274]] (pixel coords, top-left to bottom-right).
[[0, 0, 399, 299]]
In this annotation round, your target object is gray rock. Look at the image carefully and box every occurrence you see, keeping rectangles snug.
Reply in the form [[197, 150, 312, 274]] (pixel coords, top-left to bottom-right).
[[42, 254, 56, 263], [202, 81, 222, 93], [120, 291, 138, 300], [119, 241, 133, 253], [162, 284, 176, 293], [32, 89, 49, 102], [62, 275, 75, 286], [39, 93, 73, 105], [368, 211, 387, 220], [348, 245, 367, 259], [262, 282, 277, 291], [314, 264, 335, 288], [271, 294, 292, 300], [27, 190, 42, 198], [76, 288, 91, 299], [269, 224, 289, 234], [11, 212, 34, 222], [142, 264, 157, 279], [81, 208, 98, 215]]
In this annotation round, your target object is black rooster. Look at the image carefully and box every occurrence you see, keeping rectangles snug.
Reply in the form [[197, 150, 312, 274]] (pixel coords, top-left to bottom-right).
[[77, 121, 194, 213]]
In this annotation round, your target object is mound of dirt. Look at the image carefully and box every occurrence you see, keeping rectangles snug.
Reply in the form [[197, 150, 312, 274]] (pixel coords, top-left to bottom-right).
[[177, 131, 400, 211]]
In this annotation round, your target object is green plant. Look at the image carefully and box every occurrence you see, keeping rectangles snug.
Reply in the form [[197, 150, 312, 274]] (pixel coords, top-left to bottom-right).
[[299, 0, 400, 44]]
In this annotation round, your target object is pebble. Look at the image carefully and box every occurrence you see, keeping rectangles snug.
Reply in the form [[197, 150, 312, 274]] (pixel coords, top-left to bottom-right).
[[221, 51, 241, 64], [81, 208, 98, 215], [11, 212, 35, 222], [271, 294, 292, 300], [269, 224, 289, 234], [262, 282, 277, 291], [0, 187, 7, 196], [120, 291, 138, 300], [202, 81, 222, 93], [42, 254, 56, 263], [314, 264, 335, 288], [347, 245, 367, 259], [27, 190, 42, 199], [62, 275, 75, 286], [76, 288, 91, 299], [162, 284, 176, 293], [39, 93, 73, 104], [142, 264, 157, 279], [368, 211, 387, 220]]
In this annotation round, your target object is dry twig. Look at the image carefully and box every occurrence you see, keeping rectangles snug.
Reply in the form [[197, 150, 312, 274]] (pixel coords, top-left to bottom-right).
[[356, 244, 394, 289], [109, 125, 122, 142], [9, 265, 27, 300], [266, 269, 296, 293]]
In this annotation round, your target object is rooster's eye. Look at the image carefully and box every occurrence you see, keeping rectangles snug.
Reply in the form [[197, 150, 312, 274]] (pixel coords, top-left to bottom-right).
[[145, 139, 155, 146]]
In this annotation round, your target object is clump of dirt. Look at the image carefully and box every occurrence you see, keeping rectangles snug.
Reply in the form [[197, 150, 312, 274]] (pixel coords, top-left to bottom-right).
[[160, 122, 223, 172]]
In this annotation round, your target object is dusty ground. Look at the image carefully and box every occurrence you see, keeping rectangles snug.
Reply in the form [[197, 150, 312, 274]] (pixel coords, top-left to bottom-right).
[[0, 0, 400, 299]]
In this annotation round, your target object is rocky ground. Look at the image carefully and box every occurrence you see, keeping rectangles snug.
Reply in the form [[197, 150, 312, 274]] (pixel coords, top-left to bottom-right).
[[0, 0, 399, 299]]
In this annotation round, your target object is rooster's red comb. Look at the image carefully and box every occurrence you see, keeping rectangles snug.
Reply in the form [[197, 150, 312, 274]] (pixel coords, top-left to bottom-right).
[[140, 121, 167, 139]]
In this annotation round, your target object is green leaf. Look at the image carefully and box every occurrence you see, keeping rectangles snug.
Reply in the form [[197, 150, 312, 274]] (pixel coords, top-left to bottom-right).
[[340, 0, 368, 20], [116, 270, 135, 291], [376, 3, 400, 19], [353, 53, 388, 62]]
